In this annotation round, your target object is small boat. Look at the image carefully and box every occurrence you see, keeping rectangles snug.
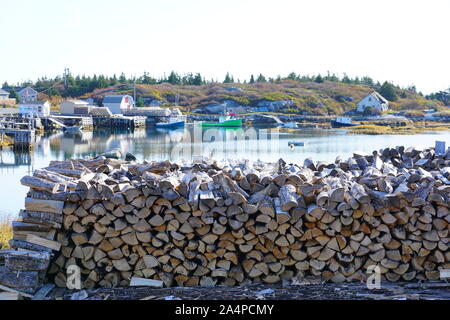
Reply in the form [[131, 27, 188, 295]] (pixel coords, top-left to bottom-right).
[[330, 117, 362, 128], [64, 125, 83, 133], [288, 141, 306, 147], [156, 115, 186, 129], [280, 122, 299, 129], [201, 114, 243, 128]]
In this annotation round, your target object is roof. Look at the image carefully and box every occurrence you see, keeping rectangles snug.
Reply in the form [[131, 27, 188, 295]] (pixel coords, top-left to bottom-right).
[[19, 86, 38, 94], [103, 95, 132, 104], [19, 100, 49, 105], [89, 107, 113, 117], [62, 100, 89, 105], [368, 91, 388, 104], [0, 88, 9, 95]]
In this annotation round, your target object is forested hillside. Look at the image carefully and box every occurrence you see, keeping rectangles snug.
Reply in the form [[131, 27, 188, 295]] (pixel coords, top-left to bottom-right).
[[2, 72, 448, 115]]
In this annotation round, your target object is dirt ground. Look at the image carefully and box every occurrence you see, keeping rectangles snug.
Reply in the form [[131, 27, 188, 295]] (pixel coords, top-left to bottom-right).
[[46, 280, 450, 300]]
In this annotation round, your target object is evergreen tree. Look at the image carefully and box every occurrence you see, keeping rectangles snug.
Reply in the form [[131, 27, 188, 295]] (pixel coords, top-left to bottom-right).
[[223, 72, 233, 83], [314, 74, 324, 83], [286, 72, 297, 80], [249, 75, 255, 84], [342, 73, 351, 84], [136, 96, 144, 107], [361, 76, 374, 86], [378, 81, 398, 101], [193, 73, 203, 86], [48, 87, 61, 97], [111, 74, 118, 85], [9, 88, 19, 103], [167, 71, 181, 85], [119, 72, 127, 84], [256, 74, 266, 82]]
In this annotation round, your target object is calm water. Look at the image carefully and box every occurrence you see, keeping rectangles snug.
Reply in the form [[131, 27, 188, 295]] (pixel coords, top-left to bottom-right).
[[1, 125, 449, 217]]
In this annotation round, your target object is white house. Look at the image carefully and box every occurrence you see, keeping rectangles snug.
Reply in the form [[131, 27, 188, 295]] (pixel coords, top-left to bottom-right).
[[0, 88, 9, 100], [0, 88, 16, 106], [356, 91, 389, 113], [19, 86, 38, 102], [60, 100, 91, 115], [102, 95, 134, 114], [18, 101, 51, 117]]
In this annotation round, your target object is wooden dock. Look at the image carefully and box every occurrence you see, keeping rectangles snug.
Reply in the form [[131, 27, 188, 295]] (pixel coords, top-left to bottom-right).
[[92, 115, 146, 129], [0, 126, 35, 150], [43, 116, 94, 130]]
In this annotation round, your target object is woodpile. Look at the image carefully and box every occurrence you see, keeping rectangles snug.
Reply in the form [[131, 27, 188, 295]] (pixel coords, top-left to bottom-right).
[[0, 144, 449, 293]]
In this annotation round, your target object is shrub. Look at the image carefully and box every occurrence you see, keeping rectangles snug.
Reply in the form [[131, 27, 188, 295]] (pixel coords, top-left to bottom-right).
[[0, 215, 12, 249]]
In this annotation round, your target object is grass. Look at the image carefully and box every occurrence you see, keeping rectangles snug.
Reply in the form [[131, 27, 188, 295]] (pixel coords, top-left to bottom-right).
[[1, 134, 14, 147], [349, 123, 450, 135], [0, 214, 13, 249]]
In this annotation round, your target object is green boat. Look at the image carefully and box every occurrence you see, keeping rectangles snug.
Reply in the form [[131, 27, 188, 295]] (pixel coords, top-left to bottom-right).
[[201, 115, 243, 128]]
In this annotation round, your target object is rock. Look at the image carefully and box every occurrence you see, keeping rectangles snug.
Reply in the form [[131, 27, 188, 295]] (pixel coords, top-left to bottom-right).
[[102, 149, 122, 159], [257, 100, 295, 112], [224, 87, 243, 92], [125, 153, 137, 162], [198, 100, 247, 114]]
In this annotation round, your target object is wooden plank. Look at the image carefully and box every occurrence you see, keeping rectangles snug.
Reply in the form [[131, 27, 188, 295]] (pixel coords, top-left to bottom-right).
[[130, 277, 164, 288], [5, 250, 50, 271], [13, 229, 56, 242], [19, 210, 63, 229], [12, 221, 52, 233], [26, 234, 61, 251], [9, 240, 52, 253], [0, 291, 23, 300], [0, 249, 16, 259], [24, 198, 64, 215], [32, 283, 55, 300], [0, 283, 34, 299]]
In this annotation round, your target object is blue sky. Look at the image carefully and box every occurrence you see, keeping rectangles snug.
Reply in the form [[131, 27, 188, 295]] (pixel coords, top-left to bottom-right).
[[0, 0, 448, 93]]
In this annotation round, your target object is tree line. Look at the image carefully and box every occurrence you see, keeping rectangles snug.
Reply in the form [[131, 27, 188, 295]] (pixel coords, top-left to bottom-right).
[[2, 71, 448, 104]]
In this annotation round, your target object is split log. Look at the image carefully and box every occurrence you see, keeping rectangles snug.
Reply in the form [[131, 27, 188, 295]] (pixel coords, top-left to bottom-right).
[[21, 176, 60, 194], [24, 198, 64, 215]]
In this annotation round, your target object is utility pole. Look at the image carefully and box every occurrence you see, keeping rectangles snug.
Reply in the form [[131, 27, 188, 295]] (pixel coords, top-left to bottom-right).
[[133, 75, 137, 107], [64, 68, 69, 90]]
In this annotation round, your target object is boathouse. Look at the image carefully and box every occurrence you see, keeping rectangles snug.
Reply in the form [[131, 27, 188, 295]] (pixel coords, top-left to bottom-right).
[[18, 100, 51, 117], [102, 95, 134, 114], [60, 100, 91, 115], [356, 91, 389, 113]]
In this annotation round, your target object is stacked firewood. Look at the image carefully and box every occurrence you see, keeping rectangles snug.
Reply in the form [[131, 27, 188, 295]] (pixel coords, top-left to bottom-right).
[[0, 250, 51, 296], [3, 144, 450, 290], [0, 173, 64, 296]]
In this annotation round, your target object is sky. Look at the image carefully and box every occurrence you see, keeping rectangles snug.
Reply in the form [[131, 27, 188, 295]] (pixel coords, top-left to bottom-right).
[[0, 0, 448, 94]]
